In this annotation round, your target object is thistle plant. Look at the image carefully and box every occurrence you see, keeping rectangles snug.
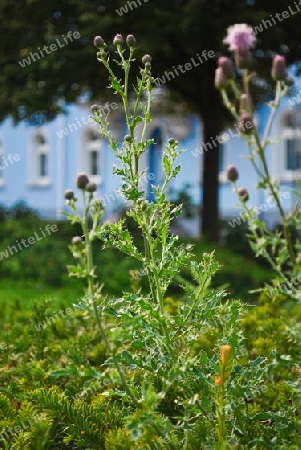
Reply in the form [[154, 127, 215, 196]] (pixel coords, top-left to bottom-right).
[[60, 32, 301, 449], [61, 33, 256, 448], [217, 24, 301, 301]]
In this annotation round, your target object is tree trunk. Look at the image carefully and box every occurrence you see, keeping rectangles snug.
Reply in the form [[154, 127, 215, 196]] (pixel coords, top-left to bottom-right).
[[201, 64, 222, 243]]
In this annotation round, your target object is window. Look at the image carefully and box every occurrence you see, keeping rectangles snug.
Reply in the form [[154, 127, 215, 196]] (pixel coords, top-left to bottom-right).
[[281, 111, 301, 178], [29, 131, 49, 185], [83, 129, 102, 183], [285, 138, 301, 171]]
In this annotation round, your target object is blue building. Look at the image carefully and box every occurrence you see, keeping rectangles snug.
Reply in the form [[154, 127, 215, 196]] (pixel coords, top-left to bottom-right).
[[0, 90, 300, 236]]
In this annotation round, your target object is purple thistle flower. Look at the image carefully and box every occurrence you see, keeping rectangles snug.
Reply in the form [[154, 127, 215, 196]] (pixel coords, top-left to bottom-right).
[[223, 24, 256, 51]]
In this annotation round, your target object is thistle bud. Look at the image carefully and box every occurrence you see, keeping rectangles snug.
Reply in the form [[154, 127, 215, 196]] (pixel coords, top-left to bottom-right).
[[220, 345, 232, 365], [235, 48, 252, 69], [97, 51, 106, 59], [72, 236, 83, 245], [272, 55, 287, 81], [77, 172, 89, 189], [215, 67, 228, 90], [226, 165, 239, 182], [64, 189, 74, 200], [218, 56, 235, 79], [113, 33, 123, 46], [93, 198, 104, 210], [124, 134, 133, 143], [93, 36, 106, 49], [91, 104, 100, 114], [168, 138, 177, 146], [284, 76, 294, 87], [238, 187, 249, 202], [137, 198, 149, 212], [142, 54, 152, 65], [85, 182, 97, 193], [238, 113, 254, 135], [214, 377, 223, 386], [126, 34, 136, 48]]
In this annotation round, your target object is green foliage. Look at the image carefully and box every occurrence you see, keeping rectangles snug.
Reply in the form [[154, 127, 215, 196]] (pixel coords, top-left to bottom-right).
[[0, 205, 273, 301], [54, 35, 301, 448], [168, 183, 199, 220], [0, 215, 80, 286], [1, 26, 301, 450]]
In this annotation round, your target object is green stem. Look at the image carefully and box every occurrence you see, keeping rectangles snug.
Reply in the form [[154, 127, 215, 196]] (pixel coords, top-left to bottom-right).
[[262, 81, 281, 148], [171, 274, 208, 342], [240, 71, 295, 266], [216, 365, 227, 449], [245, 138, 265, 179], [243, 69, 249, 98], [221, 89, 239, 120], [82, 190, 94, 297], [140, 79, 152, 145], [93, 306, 138, 404], [120, 48, 133, 133], [253, 130, 296, 265], [81, 190, 138, 405], [132, 81, 144, 125], [143, 220, 176, 360], [250, 226, 290, 283], [229, 79, 242, 103]]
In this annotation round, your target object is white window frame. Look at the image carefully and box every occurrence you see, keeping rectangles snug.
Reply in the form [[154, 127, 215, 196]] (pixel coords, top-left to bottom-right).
[[29, 131, 50, 186], [81, 128, 102, 184]]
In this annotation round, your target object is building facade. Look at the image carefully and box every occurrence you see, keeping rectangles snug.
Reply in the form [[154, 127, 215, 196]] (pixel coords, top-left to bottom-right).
[[0, 94, 300, 236]]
